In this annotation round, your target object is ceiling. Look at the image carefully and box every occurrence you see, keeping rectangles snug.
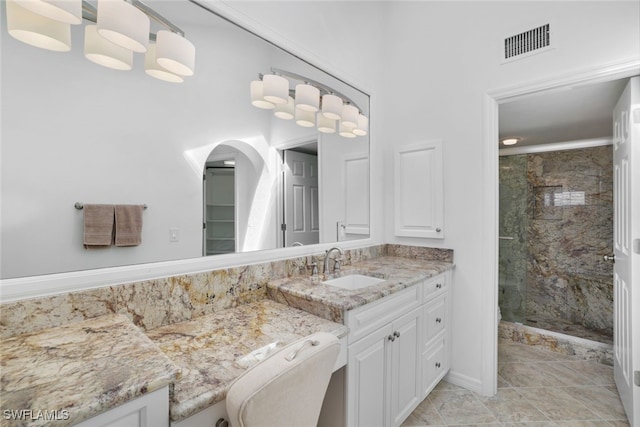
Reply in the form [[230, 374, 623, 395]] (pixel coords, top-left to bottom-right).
[[499, 77, 631, 148]]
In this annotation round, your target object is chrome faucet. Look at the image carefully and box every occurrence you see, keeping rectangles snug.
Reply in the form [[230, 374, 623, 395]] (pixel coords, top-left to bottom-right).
[[323, 247, 344, 274]]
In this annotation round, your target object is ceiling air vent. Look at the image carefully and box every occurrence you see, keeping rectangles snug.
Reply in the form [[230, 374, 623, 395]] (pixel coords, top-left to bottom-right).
[[503, 24, 552, 62]]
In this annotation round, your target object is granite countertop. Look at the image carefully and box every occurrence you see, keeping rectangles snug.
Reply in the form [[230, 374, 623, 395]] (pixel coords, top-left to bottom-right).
[[268, 256, 454, 323], [0, 314, 181, 427], [145, 299, 348, 422]]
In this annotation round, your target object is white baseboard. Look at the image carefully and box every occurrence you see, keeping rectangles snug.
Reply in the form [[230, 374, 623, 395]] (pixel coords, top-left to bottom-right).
[[444, 369, 483, 395]]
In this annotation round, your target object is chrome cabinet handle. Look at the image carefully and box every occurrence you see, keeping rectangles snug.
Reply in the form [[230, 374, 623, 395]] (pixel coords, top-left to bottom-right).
[[394, 331, 400, 338], [436, 228, 441, 232], [436, 283, 442, 289], [435, 317, 442, 324], [388, 334, 395, 342], [435, 362, 441, 368]]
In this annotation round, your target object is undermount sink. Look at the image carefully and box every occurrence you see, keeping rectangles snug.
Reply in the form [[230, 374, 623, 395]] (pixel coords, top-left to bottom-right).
[[322, 274, 386, 290]]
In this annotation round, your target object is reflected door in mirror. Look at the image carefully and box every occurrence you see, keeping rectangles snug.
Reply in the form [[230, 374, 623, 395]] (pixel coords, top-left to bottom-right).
[[283, 150, 319, 247]]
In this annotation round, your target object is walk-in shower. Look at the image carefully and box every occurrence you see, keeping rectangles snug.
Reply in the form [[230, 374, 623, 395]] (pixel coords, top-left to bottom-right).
[[498, 145, 614, 346]]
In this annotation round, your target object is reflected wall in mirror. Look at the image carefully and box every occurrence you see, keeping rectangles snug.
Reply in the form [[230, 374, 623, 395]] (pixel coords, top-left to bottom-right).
[[0, 0, 370, 279]]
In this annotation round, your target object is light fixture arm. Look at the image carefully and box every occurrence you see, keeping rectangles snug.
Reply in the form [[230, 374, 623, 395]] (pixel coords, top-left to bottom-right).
[[80, 0, 185, 40], [268, 67, 364, 113]]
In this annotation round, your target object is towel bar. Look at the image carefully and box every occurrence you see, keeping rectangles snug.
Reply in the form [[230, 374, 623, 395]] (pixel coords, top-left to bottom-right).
[[75, 202, 148, 210]]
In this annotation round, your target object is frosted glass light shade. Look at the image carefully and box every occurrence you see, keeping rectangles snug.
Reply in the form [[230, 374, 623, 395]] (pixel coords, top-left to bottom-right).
[[317, 113, 336, 134], [17, 0, 82, 24], [97, 0, 150, 53], [353, 114, 369, 136], [321, 94, 342, 120], [155, 30, 195, 77], [339, 122, 357, 138], [145, 44, 183, 83], [6, 0, 71, 51], [84, 25, 133, 70], [295, 84, 319, 112], [262, 74, 289, 105], [274, 97, 295, 120], [295, 107, 315, 128], [250, 81, 275, 109], [341, 104, 359, 128]]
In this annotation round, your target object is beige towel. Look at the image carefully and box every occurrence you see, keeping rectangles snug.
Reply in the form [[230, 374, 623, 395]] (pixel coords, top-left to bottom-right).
[[83, 204, 115, 248], [115, 205, 144, 246]]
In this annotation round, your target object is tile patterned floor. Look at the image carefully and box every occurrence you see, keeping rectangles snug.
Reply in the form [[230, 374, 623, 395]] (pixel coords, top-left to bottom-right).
[[401, 340, 630, 427]]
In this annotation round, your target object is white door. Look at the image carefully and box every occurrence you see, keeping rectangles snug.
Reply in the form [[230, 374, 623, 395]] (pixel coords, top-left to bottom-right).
[[283, 150, 320, 246], [613, 76, 639, 425]]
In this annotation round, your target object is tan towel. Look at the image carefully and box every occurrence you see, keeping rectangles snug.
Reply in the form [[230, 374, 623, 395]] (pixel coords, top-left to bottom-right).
[[83, 204, 115, 248], [115, 205, 144, 246]]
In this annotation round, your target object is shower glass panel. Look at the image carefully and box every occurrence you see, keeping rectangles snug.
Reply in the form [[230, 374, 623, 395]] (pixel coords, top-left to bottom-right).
[[498, 155, 528, 323]]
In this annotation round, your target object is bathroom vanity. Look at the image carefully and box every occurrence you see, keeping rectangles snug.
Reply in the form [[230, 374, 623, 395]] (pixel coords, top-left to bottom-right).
[[0, 246, 453, 427]]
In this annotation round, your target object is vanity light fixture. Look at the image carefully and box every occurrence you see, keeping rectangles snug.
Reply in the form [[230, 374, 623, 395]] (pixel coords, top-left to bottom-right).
[[5, 0, 196, 83], [317, 113, 337, 134], [155, 30, 195, 76], [274, 97, 295, 120], [339, 121, 357, 138], [250, 80, 275, 109], [341, 104, 359, 128], [250, 68, 368, 139], [144, 44, 184, 83], [295, 107, 316, 128], [6, 0, 72, 52], [96, 0, 149, 53], [16, 0, 82, 25], [85, 24, 133, 70], [295, 83, 320, 112], [262, 74, 289, 105], [353, 114, 369, 136], [321, 94, 343, 120], [502, 138, 519, 146]]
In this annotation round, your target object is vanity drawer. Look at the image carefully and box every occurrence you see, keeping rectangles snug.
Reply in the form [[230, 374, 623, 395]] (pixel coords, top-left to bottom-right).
[[422, 272, 448, 303], [423, 293, 447, 347], [346, 285, 421, 344], [421, 335, 448, 398]]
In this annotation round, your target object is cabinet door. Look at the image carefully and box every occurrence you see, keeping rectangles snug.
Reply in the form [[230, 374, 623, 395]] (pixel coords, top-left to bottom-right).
[[394, 139, 444, 239], [347, 324, 393, 427], [389, 307, 422, 427]]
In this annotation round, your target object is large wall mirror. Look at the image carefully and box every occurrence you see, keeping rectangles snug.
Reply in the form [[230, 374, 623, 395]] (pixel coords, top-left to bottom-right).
[[0, 0, 370, 279]]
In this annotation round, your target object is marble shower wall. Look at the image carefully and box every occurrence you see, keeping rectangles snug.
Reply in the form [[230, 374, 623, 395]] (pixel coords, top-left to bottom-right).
[[499, 146, 614, 338]]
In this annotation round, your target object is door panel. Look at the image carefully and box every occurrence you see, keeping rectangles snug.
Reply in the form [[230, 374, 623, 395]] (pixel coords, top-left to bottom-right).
[[613, 76, 639, 425], [283, 150, 320, 246]]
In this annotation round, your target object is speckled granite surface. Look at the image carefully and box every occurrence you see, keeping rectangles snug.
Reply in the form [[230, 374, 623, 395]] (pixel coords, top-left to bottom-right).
[[145, 299, 348, 421], [268, 256, 454, 323], [0, 244, 453, 424], [0, 314, 181, 427]]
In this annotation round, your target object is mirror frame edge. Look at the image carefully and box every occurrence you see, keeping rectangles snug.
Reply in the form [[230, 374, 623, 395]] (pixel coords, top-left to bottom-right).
[[0, 0, 381, 303]]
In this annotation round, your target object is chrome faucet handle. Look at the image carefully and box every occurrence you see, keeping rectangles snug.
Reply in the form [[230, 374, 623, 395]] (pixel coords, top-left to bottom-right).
[[311, 262, 318, 276], [334, 258, 341, 271]]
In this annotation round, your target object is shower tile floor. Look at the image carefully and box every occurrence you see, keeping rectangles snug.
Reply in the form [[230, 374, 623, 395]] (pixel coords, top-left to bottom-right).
[[401, 340, 629, 427]]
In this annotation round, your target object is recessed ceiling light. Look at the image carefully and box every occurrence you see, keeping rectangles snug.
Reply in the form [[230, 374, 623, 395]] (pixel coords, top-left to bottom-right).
[[502, 138, 519, 146]]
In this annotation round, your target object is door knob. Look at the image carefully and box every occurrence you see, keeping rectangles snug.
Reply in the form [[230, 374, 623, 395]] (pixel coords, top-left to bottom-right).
[[604, 254, 615, 262]]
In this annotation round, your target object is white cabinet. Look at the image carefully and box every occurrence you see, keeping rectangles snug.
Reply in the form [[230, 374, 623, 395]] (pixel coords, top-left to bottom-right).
[[421, 272, 451, 397], [394, 140, 444, 239], [75, 386, 169, 427], [346, 271, 452, 427]]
